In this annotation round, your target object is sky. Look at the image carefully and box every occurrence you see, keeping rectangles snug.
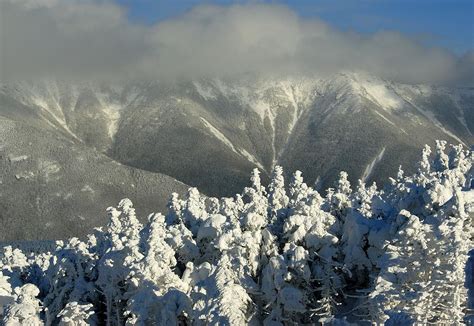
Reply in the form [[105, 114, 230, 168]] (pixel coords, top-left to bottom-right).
[[1, 0, 473, 84], [117, 0, 474, 54]]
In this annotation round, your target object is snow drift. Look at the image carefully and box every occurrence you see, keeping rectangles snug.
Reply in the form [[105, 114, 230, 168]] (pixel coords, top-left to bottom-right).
[[0, 141, 472, 325]]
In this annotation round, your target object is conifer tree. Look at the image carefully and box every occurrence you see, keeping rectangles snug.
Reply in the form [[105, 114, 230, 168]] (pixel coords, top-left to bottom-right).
[[125, 213, 189, 325], [267, 165, 289, 231], [369, 210, 434, 324], [242, 169, 268, 231], [96, 199, 144, 326], [43, 238, 96, 325], [2, 284, 43, 326], [57, 302, 97, 326]]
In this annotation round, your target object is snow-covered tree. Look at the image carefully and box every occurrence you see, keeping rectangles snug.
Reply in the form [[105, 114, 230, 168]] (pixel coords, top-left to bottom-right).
[[57, 302, 97, 326], [2, 284, 43, 325], [0, 141, 470, 326], [267, 165, 289, 231], [42, 238, 96, 325], [182, 188, 208, 235], [369, 210, 437, 324], [124, 212, 191, 325], [192, 254, 253, 325], [352, 180, 377, 218], [288, 170, 310, 210], [165, 192, 183, 225], [0, 272, 14, 317], [433, 140, 449, 172], [95, 199, 144, 325], [242, 169, 268, 231]]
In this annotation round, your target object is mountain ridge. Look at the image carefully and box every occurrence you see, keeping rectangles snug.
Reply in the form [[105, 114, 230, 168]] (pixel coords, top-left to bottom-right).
[[0, 72, 472, 239]]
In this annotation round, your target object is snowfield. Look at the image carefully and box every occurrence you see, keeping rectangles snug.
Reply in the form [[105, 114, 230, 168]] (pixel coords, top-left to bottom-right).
[[0, 141, 472, 325]]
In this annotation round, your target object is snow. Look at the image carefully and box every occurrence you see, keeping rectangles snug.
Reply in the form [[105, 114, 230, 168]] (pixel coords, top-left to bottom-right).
[[7, 80, 129, 142], [193, 81, 217, 101], [57, 302, 96, 325], [464, 189, 474, 213], [251, 99, 272, 122], [205, 78, 318, 163], [373, 109, 408, 134], [7, 155, 28, 163], [80, 185, 94, 194], [200, 117, 264, 169], [419, 106, 467, 146], [93, 89, 129, 139], [360, 83, 402, 110], [39, 160, 61, 181], [388, 86, 469, 147], [0, 142, 471, 325], [198, 77, 282, 174], [458, 114, 473, 137], [200, 118, 238, 153], [373, 110, 396, 127], [18, 82, 81, 141], [448, 90, 474, 137], [238, 148, 265, 170], [362, 147, 386, 182], [212, 77, 319, 169], [350, 74, 402, 110], [101, 105, 121, 139]]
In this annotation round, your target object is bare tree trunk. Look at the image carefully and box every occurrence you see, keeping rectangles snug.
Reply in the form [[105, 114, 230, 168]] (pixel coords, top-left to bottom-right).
[[106, 293, 112, 326]]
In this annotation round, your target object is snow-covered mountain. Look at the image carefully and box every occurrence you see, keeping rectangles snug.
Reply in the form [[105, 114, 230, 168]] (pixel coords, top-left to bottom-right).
[[0, 83, 190, 241], [0, 72, 472, 239]]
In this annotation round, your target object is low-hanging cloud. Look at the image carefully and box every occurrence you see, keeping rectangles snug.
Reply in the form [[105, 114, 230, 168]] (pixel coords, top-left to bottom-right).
[[1, 0, 472, 84]]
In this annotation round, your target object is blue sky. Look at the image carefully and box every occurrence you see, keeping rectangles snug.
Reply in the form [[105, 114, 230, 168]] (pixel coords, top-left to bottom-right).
[[116, 0, 473, 54]]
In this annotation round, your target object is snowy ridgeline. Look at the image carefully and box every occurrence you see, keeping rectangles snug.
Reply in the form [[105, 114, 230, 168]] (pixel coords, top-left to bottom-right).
[[0, 141, 473, 326]]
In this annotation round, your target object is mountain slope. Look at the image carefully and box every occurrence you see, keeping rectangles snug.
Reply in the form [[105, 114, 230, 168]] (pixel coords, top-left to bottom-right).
[[0, 117, 188, 241], [110, 74, 473, 194], [0, 73, 472, 240]]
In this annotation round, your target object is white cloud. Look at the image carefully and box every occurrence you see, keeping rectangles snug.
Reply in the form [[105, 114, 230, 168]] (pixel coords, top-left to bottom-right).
[[0, 0, 471, 84]]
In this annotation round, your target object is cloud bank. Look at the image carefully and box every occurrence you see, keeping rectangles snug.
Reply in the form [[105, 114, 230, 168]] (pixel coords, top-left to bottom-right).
[[1, 0, 472, 84]]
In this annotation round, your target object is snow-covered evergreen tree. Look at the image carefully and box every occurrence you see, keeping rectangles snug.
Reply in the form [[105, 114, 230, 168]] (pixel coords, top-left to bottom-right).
[[267, 165, 289, 232], [288, 170, 310, 211], [0, 272, 14, 316], [96, 199, 144, 325], [242, 168, 268, 231], [369, 210, 434, 324], [42, 238, 97, 325], [57, 302, 97, 326], [192, 254, 253, 325], [328, 171, 352, 222], [0, 141, 471, 326], [125, 213, 191, 325], [2, 284, 43, 326]]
